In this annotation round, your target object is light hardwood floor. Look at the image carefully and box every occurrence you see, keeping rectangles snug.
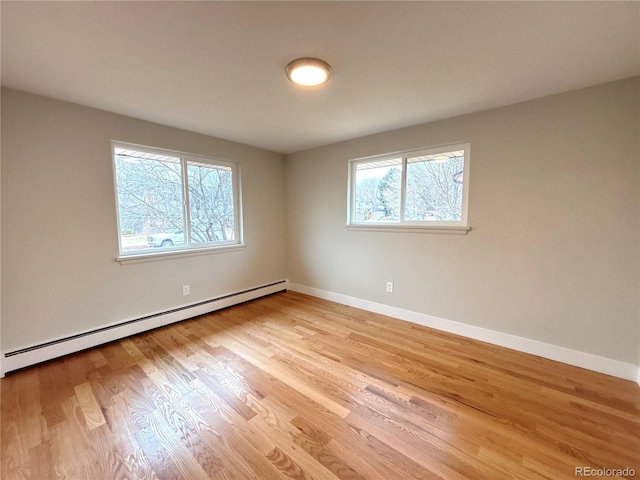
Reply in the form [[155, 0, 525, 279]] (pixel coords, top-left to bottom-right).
[[2, 291, 639, 479]]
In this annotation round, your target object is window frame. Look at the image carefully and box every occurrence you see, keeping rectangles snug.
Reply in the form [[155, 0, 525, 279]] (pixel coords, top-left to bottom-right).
[[112, 141, 243, 261], [347, 143, 471, 232]]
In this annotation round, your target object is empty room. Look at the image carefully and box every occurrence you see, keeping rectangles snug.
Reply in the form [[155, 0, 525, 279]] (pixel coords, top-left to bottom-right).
[[1, 2, 639, 479]]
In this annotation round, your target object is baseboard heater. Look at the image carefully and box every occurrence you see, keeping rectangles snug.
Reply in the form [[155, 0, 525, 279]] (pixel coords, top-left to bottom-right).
[[1, 280, 288, 376]]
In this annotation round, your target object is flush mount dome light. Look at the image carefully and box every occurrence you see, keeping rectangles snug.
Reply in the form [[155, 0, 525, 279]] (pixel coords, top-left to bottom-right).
[[286, 57, 331, 86]]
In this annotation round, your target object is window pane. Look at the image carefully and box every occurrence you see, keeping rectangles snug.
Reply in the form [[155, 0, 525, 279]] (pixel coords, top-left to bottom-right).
[[187, 162, 235, 243], [114, 148, 184, 251], [353, 158, 402, 222], [404, 150, 464, 222]]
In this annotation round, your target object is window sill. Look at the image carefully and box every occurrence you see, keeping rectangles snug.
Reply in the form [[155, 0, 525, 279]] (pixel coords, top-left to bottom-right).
[[116, 244, 246, 264], [345, 224, 471, 235]]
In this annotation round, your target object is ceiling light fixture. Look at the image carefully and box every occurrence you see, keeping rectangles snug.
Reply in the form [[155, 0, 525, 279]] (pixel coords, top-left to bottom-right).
[[286, 57, 331, 87]]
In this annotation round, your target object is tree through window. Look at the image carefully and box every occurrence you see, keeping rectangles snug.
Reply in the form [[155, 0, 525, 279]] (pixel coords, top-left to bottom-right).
[[349, 144, 469, 227], [113, 143, 241, 255]]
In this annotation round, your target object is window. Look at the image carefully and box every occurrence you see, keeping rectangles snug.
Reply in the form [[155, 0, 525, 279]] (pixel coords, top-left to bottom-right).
[[112, 142, 241, 257], [348, 143, 470, 230]]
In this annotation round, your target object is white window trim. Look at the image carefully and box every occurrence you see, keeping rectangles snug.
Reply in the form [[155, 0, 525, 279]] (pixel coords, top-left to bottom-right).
[[116, 244, 246, 265], [346, 143, 471, 232], [344, 224, 470, 235], [112, 141, 244, 260]]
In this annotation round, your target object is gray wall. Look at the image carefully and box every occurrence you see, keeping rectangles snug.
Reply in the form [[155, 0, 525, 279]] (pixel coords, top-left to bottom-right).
[[3, 79, 639, 368], [285, 77, 640, 364], [1, 88, 286, 351]]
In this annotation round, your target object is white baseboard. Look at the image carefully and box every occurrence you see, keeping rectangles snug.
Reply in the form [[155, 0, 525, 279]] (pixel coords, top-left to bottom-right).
[[288, 283, 640, 385], [1, 280, 288, 376]]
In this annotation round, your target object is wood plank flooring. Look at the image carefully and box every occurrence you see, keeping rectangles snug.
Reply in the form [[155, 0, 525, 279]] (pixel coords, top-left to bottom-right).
[[2, 291, 639, 479]]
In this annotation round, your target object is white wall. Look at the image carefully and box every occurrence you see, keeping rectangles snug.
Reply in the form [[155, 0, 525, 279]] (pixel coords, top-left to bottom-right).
[[1, 88, 286, 352], [285, 77, 640, 366]]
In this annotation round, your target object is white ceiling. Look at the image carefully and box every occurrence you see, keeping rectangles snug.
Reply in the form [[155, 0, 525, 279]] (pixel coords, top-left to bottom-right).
[[2, 1, 639, 154]]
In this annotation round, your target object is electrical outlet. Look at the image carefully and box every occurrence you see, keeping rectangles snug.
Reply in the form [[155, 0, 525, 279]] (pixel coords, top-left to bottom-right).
[[182, 285, 190, 296], [386, 281, 394, 293]]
